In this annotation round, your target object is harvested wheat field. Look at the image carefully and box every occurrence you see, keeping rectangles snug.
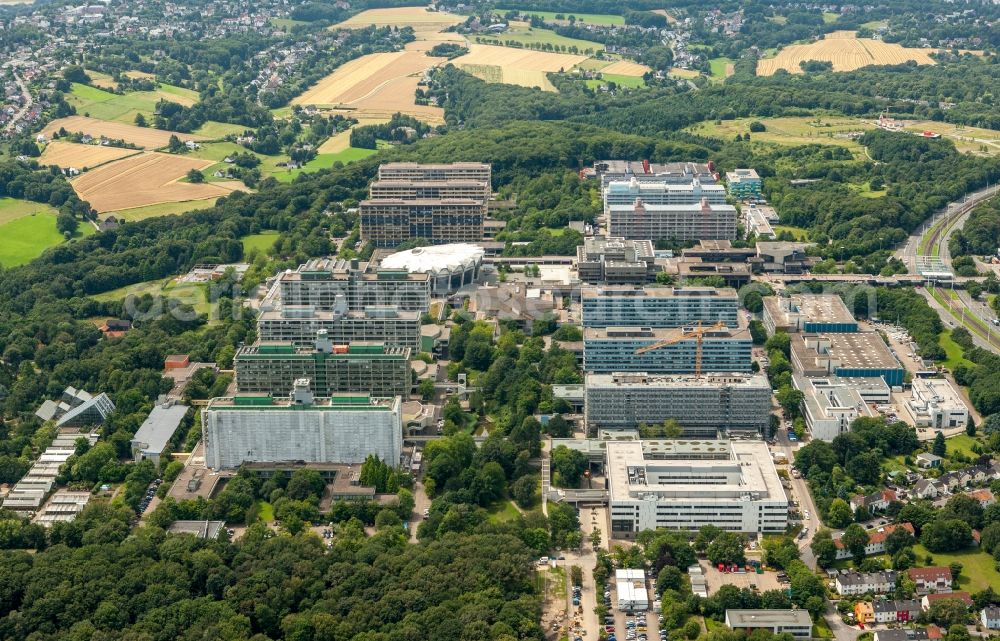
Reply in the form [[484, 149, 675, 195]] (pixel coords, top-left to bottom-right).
[[757, 31, 937, 75], [652, 9, 677, 24], [451, 44, 588, 90], [333, 6, 463, 35], [600, 60, 652, 76], [40, 141, 140, 169], [42, 116, 205, 149], [72, 152, 239, 212], [291, 50, 445, 123]]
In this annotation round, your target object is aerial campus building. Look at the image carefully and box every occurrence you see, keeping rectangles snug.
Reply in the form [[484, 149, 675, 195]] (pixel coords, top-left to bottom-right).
[[588, 160, 716, 188], [277, 257, 430, 313], [791, 332, 905, 387], [584, 372, 772, 436], [202, 379, 403, 470], [583, 323, 752, 374], [34, 386, 116, 428], [724, 611, 811, 639], [608, 199, 738, 242], [725, 168, 763, 200], [582, 286, 740, 329], [379, 243, 485, 295], [235, 332, 411, 399], [606, 439, 788, 535], [256, 306, 421, 351], [762, 294, 859, 335], [576, 237, 658, 284], [602, 177, 726, 213], [360, 162, 492, 247], [130, 401, 190, 465]]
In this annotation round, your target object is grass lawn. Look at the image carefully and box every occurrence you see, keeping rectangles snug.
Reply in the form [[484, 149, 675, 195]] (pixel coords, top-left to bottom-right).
[[0, 209, 93, 267], [861, 20, 888, 30], [822, 11, 840, 23], [500, 8, 624, 25], [192, 121, 249, 139], [257, 500, 275, 523], [477, 23, 603, 51], [708, 57, 734, 80], [486, 499, 522, 523], [705, 618, 726, 632], [585, 73, 646, 89], [69, 82, 160, 123], [91, 278, 213, 318], [944, 434, 979, 460], [813, 617, 835, 639], [848, 182, 887, 199], [773, 225, 809, 240], [686, 115, 872, 154], [157, 83, 200, 103], [272, 147, 377, 183], [242, 230, 279, 255], [271, 17, 308, 29], [938, 330, 974, 370], [107, 198, 220, 221], [0, 196, 56, 224], [912, 545, 1000, 592]]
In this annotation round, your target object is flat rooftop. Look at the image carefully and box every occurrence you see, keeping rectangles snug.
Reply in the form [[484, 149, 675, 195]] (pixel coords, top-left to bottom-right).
[[359, 198, 484, 206], [206, 394, 399, 411], [237, 341, 409, 358], [764, 294, 856, 326], [579, 236, 655, 259], [725, 609, 811, 627], [793, 332, 901, 370], [587, 372, 769, 389], [725, 168, 761, 181], [605, 179, 725, 194], [596, 161, 712, 175], [379, 162, 490, 170], [584, 317, 749, 341], [132, 403, 189, 454], [279, 258, 430, 282], [371, 179, 489, 188], [606, 439, 786, 503], [607, 202, 737, 213], [582, 286, 738, 300], [258, 307, 419, 321]]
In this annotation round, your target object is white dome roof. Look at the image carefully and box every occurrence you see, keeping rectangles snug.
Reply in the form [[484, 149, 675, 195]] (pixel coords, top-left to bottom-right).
[[381, 243, 484, 276]]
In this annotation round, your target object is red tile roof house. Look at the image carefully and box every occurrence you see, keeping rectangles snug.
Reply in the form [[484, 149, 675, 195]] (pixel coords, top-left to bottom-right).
[[921, 592, 972, 612], [908, 567, 953, 594], [834, 523, 915, 560], [967, 489, 996, 508]]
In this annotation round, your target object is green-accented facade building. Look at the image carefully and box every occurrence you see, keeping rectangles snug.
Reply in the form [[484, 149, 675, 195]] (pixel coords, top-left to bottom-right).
[[235, 331, 410, 398]]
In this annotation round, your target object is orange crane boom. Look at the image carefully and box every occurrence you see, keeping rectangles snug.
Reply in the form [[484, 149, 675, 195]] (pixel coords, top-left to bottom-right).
[[633, 321, 726, 378]]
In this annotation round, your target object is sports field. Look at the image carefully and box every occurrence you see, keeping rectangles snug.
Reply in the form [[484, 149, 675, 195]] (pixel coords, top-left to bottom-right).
[[39, 141, 141, 169], [0, 198, 93, 267], [43, 116, 205, 149], [72, 152, 241, 212], [452, 44, 589, 91], [757, 31, 937, 75]]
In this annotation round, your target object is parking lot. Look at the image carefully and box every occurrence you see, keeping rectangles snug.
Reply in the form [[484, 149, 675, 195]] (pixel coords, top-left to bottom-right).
[[701, 561, 784, 595]]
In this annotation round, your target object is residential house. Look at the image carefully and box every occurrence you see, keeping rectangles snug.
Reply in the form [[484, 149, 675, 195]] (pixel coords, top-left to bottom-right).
[[968, 489, 996, 508], [851, 489, 897, 515], [836, 570, 898, 596], [855, 601, 874, 626], [913, 479, 942, 500], [874, 630, 929, 641], [921, 592, 972, 611], [916, 453, 943, 469], [981, 606, 1000, 630], [834, 523, 915, 560], [908, 567, 953, 594], [871, 600, 921, 624]]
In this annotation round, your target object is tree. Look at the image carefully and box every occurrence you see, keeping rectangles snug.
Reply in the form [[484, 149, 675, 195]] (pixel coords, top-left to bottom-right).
[[884, 526, 916, 555], [706, 532, 745, 565], [980, 522, 1000, 553], [810, 529, 839, 568], [921, 518, 972, 552], [928, 598, 971, 626], [187, 168, 205, 183], [134, 113, 147, 127], [418, 378, 435, 401], [932, 431, 947, 457], [551, 445, 588, 488], [841, 523, 870, 559], [776, 386, 804, 418], [286, 468, 325, 501], [827, 498, 854, 528], [941, 494, 984, 530], [511, 474, 536, 508]]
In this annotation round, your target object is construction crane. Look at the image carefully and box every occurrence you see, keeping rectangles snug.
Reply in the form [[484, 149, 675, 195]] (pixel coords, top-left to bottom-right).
[[633, 321, 726, 378]]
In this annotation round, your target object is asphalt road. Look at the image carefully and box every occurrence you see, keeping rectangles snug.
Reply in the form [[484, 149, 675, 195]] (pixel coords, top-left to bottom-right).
[[775, 428, 820, 571]]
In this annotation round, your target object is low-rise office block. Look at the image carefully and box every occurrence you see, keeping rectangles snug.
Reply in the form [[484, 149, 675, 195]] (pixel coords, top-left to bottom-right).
[[791, 332, 904, 387], [583, 324, 751, 374]]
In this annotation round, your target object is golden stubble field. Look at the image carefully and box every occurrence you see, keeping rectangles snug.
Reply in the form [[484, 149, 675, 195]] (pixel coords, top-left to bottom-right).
[[39, 141, 141, 169], [451, 44, 589, 91], [72, 152, 241, 212], [600, 60, 653, 76], [42, 116, 205, 149], [757, 31, 937, 75]]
